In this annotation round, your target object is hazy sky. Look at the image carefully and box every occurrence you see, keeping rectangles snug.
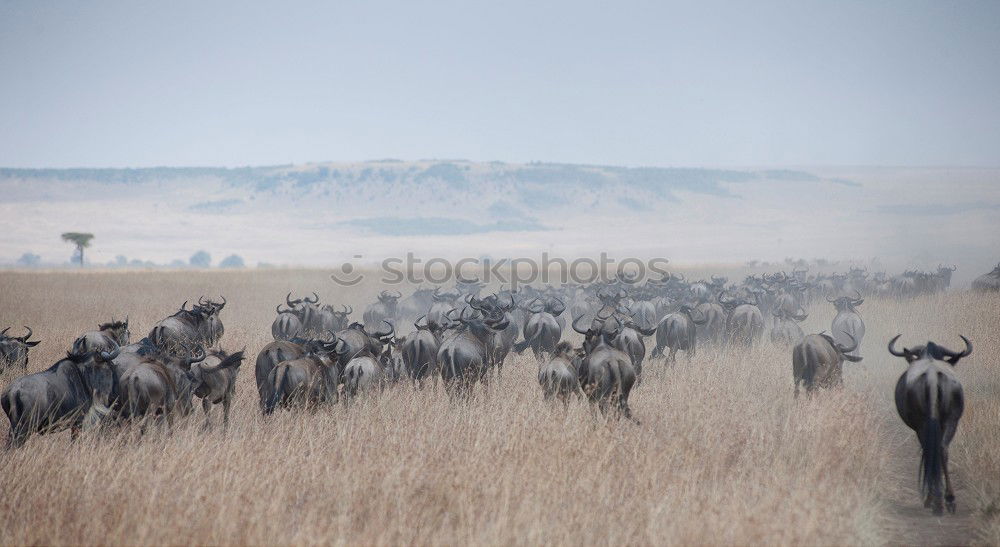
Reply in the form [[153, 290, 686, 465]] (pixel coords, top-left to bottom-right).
[[1, 0, 998, 168]]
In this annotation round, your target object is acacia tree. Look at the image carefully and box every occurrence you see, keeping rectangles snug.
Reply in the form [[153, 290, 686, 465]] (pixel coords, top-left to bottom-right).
[[61, 232, 94, 267]]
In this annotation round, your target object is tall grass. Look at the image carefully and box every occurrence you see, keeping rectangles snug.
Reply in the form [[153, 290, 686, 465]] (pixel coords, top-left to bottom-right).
[[0, 269, 996, 545]]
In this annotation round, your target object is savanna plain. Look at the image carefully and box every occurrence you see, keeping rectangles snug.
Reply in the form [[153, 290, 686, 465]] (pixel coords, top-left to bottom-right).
[[0, 268, 998, 545]]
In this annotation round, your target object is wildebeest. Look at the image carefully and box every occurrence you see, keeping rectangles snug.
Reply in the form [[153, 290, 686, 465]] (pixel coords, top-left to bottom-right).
[[437, 305, 509, 396], [791, 333, 861, 396], [538, 341, 579, 404], [271, 305, 303, 341], [573, 315, 637, 419], [971, 263, 1000, 292], [334, 321, 395, 376], [255, 339, 308, 411], [401, 316, 441, 387], [117, 345, 207, 428], [342, 355, 388, 403], [888, 335, 971, 515], [73, 318, 130, 353], [719, 292, 764, 348], [149, 298, 225, 354], [364, 290, 401, 332], [694, 301, 726, 347], [189, 349, 246, 428], [513, 298, 564, 361], [611, 317, 656, 380], [0, 326, 40, 374], [318, 304, 352, 334], [829, 292, 865, 358], [770, 309, 807, 347], [2, 345, 119, 448], [650, 305, 707, 364], [265, 338, 344, 413]]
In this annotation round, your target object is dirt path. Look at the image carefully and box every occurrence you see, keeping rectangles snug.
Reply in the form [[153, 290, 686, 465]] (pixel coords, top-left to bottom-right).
[[882, 427, 979, 546]]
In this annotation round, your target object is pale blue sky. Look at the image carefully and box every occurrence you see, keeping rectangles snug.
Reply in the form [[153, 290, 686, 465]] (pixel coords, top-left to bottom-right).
[[1, 0, 998, 168]]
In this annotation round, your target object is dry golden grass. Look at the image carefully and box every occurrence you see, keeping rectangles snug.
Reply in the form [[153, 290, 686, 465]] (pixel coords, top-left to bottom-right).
[[0, 269, 997, 545]]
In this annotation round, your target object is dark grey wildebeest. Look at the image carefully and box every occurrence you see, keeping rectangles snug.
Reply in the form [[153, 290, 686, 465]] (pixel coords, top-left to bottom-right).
[[117, 345, 207, 429], [0, 326, 40, 374], [889, 334, 971, 515], [342, 355, 389, 403], [272, 304, 303, 341], [513, 298, 564, 361], [829, 292, 865, 358], [650, 305, 708, 364], [318, 304, 352, 335], [73, 318, 130, 354], [791, 333, 861, 397], [149, 299, 224, 355], [189, 349, 246, 428], [611, 316, 656, 380], [573, 315, 637, 420], [284, 292, 322, 335], [538, 341, 580, 404], [255, 338, 320, 411], [401, 316, 441, 387], [770, 309, 807, 347], [437, 305, 510, 396], [2, 345, 119, 448], [265, 339, 344, 413]]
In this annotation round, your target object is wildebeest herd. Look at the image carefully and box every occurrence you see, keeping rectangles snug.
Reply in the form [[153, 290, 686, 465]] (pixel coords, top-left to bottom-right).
[[2, 262, 995, 516]]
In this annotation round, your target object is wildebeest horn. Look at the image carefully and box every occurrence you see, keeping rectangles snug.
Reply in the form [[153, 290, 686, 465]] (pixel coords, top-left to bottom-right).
[[181, 300, 189, 311], [389, 290, 401, 298], [341, 304, 352, 314], [527, 298, 544, 313], [199, 296, 207, 306], [792, 310, 808, 321], [414, 315, 429, 330], [0, 327, 9, 337], [372, 320, 394, 341], [286, 292, 297, 307], [887, 334, 908, 357], [276, 304, 287, 314], [572, 314, 590, 335], [218, 295, 226, 309], [305, 292, 319, 304], [189, 345, 207, 364], [935, 336, 973, 365], [548, 297, 566, 316], [98, 345, 120, 362], [18, 326, 32, 342], [837, 331, 858, 354], [826, 295, 836, 303]]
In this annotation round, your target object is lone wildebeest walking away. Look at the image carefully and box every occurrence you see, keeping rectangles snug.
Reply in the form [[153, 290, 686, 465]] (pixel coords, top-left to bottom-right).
[[889, 334, 971, 515]]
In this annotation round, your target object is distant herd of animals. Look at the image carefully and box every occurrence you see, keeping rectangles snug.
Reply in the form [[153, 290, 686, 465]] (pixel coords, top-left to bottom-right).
[[1, 262, 997, 515]]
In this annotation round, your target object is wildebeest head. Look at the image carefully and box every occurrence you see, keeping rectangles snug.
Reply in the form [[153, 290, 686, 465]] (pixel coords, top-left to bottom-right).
[[818, 331, 862, 362], [197, 295, 227, 315], [378, 290, 401, 305], [97, 318, 130, 345], [888, 334, 972, 365], [67, 343, 120, 410], [0, 326, 41, 370], [827, 291, 863, 312], [772, 307, 808, 322], [572, 312, 621, 353]]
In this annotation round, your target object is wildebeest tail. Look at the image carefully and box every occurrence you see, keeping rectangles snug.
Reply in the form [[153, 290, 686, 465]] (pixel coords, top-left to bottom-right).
[[265, 365, 289, 415], [2, 390, 23, 447], [919, 373, 944, 501], [205, 351, 246, 372]]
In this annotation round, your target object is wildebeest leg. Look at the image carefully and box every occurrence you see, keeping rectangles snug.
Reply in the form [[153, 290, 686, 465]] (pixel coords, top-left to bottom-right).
[[668, 347, 677, 366], [70, 424, 81, 442], [222, 395, 232, 430], [201, 398, 213, 430], [943, 446, 956, 514]]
